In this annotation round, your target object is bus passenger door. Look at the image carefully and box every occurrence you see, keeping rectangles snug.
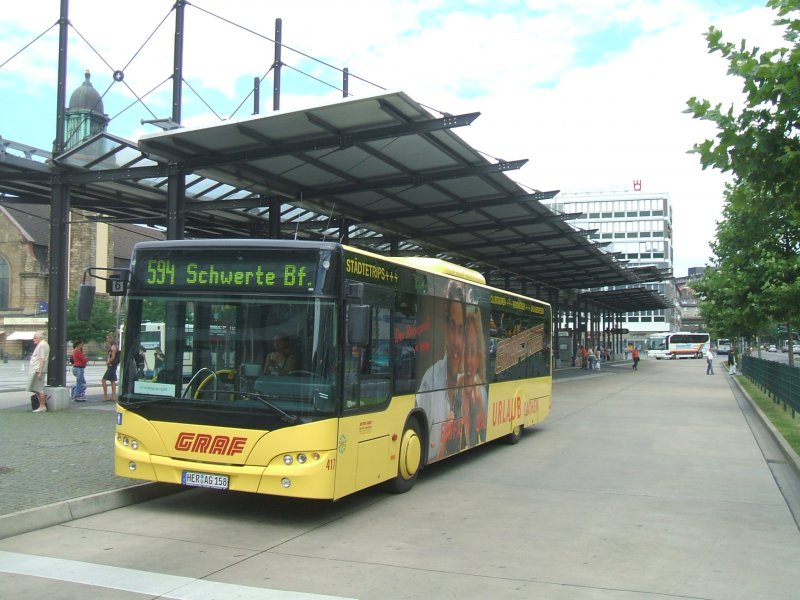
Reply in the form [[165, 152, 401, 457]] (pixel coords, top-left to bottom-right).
[[335, 288, 393, 498]]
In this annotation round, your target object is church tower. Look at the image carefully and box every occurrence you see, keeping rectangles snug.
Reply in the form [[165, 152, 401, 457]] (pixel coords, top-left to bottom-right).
[[64, 70, 109, 150], [63, 70, 114, 293]]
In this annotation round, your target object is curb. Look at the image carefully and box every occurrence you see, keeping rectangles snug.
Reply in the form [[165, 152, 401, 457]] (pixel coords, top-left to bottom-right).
[[732, 375, 800, 480], [0, 483, 182, 541]]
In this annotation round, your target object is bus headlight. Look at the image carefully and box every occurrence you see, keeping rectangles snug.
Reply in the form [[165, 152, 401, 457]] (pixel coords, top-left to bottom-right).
[[297, 453, 307, 464], [283, 454, 293, 465], [119, 435, 139, 451], [281, 478, 291, 488], [128, 461, 137, 471]]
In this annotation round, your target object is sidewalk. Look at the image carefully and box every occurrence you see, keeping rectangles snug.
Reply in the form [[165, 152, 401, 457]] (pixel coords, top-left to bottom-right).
[[0, 384, 179, 538]]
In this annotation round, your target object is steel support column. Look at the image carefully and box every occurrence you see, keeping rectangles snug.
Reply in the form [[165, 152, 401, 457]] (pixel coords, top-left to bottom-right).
[[167, 0, 186, 240], [273, 18, 282, 111], [47, 0, 70, 387], [269, 197, 281, 238]]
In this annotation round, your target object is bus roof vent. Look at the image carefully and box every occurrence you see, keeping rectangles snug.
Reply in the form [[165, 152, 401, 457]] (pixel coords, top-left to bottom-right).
[[392, 257, 486, 284]]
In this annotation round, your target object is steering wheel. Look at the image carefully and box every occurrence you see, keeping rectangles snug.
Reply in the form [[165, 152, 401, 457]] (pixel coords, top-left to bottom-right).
[[193, 368, 237, 399], [287, 370, 317, 378]]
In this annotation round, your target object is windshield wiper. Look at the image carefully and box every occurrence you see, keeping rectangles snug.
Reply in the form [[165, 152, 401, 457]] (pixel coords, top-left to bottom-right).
[[243, 392, 299, 424], [124, 391, 300, 424], [122, 397, 174, 407]]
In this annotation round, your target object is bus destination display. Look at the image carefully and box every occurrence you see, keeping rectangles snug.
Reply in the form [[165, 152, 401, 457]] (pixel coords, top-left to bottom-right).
[[133, 252, 319, 292]]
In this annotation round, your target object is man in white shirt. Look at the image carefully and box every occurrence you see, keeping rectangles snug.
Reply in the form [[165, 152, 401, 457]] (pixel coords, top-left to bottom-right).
[[705, 347, 714, 375], [28, 331, 50, 412]]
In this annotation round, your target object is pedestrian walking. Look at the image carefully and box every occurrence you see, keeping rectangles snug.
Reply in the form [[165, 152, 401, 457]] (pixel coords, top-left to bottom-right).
[[631, 346, 640, 370], [705, 347, 715, 375], [102, 332, 119, 402], [70, 338, 88, 401], [28, 331, 50, 412]]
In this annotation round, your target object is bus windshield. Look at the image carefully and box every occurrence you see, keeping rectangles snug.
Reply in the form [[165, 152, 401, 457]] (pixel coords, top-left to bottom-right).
[[647, 334, 667, 352], [121, 294, 339, 421]]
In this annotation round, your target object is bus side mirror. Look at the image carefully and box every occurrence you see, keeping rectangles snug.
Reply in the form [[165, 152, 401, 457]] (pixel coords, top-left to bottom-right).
[[347, 304, 370, 346], [76, 284, 96, 321]]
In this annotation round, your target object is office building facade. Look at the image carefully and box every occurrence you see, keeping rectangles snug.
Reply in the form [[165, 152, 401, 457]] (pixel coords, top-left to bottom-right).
[[543, 188, 677, 345]]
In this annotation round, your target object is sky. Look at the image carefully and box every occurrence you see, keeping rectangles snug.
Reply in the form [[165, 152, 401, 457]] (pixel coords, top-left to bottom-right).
[[0, 0, 787, 276]]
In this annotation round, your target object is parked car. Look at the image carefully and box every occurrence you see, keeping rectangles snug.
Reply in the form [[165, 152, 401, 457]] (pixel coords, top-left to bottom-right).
[[768, 345, 778, 352]]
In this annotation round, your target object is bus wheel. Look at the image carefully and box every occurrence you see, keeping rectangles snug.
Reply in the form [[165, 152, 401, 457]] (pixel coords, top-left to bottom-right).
[[387, 419, 423, 494], [505, 424, 523, 445]]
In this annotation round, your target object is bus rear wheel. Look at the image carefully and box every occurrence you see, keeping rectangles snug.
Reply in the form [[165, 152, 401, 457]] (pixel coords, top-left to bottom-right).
[[387, 419, 423, 494], [505, 424, 523, 445]]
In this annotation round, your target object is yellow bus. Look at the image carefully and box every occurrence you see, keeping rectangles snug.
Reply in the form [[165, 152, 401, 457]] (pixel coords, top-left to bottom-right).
[[83, 239, 552, 500]]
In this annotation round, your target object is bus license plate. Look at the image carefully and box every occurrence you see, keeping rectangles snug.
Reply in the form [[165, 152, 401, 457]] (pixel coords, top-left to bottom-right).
[[182, 471, 229, 490]]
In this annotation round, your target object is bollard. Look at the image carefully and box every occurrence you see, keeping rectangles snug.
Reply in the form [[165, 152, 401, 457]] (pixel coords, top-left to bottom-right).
[[45, 387, 71, 411]]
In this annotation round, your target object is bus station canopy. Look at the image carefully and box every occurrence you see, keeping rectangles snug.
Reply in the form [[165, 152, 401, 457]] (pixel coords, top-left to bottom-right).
[[579, 287, 671, 313], [0, 90, 669, 312]]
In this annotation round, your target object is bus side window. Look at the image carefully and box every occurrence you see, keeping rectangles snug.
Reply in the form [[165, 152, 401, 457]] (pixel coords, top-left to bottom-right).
[[393, 291, 418, 394], [344, 298, 391, 410]]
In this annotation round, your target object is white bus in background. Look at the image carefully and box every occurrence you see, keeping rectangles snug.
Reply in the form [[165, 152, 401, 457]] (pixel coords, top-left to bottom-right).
[[128, 322, 198, 377], [716, 338, 731, 355], [648, 332, 711, 360]]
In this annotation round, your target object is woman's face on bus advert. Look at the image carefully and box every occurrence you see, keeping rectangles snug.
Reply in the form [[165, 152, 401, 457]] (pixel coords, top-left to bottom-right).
[[446, 300, 464, 382]]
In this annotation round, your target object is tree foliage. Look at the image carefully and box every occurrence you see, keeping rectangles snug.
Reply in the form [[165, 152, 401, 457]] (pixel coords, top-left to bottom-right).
[[686, 0, 800, 356], [66, 290, 117, 345], [694, 184, 799, 336], [686, 0, 800, 215]]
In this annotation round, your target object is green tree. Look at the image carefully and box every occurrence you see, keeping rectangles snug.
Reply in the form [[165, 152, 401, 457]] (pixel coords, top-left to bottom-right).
[[686, 0, 800, 214], [686, 0, 800, 362], [695, 207, 754, 340], [66, 290, 117, 344], [695, 184, 797, 342]]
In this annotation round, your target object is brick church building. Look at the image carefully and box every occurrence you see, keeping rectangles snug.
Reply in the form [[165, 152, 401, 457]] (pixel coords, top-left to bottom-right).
[[0, 72, 162, 358]]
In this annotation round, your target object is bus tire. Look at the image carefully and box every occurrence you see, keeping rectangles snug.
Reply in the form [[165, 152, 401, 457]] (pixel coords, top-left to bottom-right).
[[505, 424, 523, 445], [387, 418, 423, 494]]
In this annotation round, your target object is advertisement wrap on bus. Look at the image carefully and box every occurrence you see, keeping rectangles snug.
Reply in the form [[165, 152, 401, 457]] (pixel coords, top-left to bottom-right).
[[78, 239, 553, 500]]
